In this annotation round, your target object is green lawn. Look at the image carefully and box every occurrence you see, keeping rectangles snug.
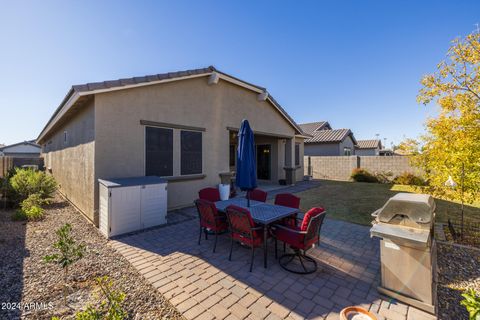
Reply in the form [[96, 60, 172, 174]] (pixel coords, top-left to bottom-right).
[[293, 180, 480, 226]]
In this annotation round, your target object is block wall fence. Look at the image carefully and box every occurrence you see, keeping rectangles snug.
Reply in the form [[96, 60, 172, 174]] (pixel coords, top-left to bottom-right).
[[304, 155, 421, 181]]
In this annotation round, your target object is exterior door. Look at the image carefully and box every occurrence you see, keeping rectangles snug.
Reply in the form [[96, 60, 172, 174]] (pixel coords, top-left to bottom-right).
[[257, 144, 271, 180]]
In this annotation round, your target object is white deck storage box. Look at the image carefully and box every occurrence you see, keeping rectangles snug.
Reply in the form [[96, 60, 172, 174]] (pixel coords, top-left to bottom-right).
[[98, 176, 167, 238]]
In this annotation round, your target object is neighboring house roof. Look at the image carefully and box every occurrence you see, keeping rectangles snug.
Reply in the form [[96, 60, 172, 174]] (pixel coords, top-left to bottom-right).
[[356, 139, 382, 149], [37, 66, 307, 143], [299, 121, 332, 135], [304, 128, 357, 144], [0, 140, 41, 153]]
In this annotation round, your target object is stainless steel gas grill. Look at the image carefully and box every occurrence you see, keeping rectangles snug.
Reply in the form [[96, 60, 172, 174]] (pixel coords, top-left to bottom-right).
[[370, 193, 437, 314]]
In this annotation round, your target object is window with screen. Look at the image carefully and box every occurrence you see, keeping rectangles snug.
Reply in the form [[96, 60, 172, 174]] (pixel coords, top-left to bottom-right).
[[181, 130, 202, 175], [145, 127, 173, 176], [295, 143, 300, 166]]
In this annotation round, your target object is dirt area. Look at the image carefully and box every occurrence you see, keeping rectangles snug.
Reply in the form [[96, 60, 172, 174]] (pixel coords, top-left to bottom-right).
[[0, 194, 183, 320], [437, 243, 480, 320]]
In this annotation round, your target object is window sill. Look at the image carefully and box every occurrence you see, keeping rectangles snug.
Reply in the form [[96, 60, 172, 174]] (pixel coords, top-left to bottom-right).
[[164, 174, 206, 182]]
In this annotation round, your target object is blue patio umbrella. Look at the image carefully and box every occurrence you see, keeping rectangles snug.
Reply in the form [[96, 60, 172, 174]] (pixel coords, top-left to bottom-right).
[[236, 119, 257, 206]]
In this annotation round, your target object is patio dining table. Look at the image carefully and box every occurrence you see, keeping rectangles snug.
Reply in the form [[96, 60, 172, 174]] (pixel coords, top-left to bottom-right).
[[215, 197, 300, 268]]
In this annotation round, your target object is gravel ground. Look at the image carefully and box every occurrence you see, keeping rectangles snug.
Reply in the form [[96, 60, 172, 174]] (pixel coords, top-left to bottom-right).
[[0, 194, 184, 320], [437, 242, 480, 320]]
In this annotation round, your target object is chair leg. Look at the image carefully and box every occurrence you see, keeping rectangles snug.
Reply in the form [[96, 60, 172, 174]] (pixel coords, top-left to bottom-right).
[[213, 232, 218, 253], [198, 226, 202, 245], [250, 247, 255, 272], [229, 236, 233, 261], [274, 238, 277, 259], [283, 242, 286, 253], [205, 229, 208, 240]]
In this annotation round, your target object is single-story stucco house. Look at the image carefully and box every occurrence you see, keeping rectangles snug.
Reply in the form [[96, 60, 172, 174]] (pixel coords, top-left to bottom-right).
[[355, 139, 382, 156], [0, 140, 41, 158], [37, 66, 309, 225], [299, 122, 357, 156]]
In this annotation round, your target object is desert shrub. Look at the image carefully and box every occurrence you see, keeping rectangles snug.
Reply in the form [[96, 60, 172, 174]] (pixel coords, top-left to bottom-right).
[[374, 171, 394, 184], [393, 172, 426, 186], [9, 168, 57, 201], [13, 193, 47, 221], [75, 276, 127, 320], [461, 288, 480, 320], [351, 168, 378, 183]]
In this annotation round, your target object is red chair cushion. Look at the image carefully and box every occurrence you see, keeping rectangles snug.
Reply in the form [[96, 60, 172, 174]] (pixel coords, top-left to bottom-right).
[[274, 225, 315, 250], [226, 205, 263, 248], [232, 232, 263, 247], [199, 187, 221, 202], [274, 193, 300, 209], [300, 207, 325, 231], [275, 194, 300, 228], [247, 189, 267, 202], [195, 199, 228, 232]]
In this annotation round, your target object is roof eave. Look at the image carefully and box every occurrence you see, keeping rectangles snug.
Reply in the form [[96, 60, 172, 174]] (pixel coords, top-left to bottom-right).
[[38, 67, 304, 142]]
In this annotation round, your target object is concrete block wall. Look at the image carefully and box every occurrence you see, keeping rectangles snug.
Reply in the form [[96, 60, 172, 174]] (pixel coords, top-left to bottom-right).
[[360, 156, 422, 177], [304, 155, 420, 181], [304, 156, 359, 180]]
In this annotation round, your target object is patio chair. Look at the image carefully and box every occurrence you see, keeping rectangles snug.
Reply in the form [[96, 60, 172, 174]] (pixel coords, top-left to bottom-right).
[[225, 205, 264, 272], [273, 207, 326, 274], [198, 187, 221, 202], [194, 199, 228, 253], [246, 188, 267, 202], [274, 193, 300, 227]]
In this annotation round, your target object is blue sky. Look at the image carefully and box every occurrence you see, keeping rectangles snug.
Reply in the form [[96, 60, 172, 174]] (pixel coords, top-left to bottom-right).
[[0, 1, 479, 147]]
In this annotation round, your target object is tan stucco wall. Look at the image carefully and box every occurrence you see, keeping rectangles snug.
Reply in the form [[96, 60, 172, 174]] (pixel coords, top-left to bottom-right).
[[41, 100, 96, 221], [94, 77, 298, 212]]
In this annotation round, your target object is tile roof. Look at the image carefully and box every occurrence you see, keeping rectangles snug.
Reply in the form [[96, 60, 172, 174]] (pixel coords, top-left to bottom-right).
[[356, 139, 381, 149], [299, 121, 331, 135], [38, 66, 306, 142], [71, 66, 221, 93], [0, 140, 40, 151], [305, 129, 353, 144]]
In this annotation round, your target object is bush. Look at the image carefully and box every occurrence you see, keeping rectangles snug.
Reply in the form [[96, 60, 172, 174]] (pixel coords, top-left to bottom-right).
[[393, 172, 426, 186], [374, 171, 394, 184], [351, 168, 378, 183], [9, 168, 57, 201], [461, 288, 480, 320], [12, 194, 46, 221]]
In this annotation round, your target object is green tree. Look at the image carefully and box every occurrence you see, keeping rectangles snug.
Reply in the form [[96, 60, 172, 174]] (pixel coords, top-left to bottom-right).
[[44, 223, 86, 305], [416, 31, 480, 203], [394, 138, 421, 155]]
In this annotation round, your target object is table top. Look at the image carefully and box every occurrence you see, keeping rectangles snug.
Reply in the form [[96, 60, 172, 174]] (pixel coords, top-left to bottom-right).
[[215, 198, 299, 225]]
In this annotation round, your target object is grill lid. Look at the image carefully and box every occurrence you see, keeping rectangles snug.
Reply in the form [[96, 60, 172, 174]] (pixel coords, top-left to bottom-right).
[[373, 193, 435, 225]]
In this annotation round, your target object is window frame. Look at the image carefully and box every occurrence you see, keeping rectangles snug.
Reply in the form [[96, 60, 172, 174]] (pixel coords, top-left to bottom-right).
[[344, 147, 352, 156]]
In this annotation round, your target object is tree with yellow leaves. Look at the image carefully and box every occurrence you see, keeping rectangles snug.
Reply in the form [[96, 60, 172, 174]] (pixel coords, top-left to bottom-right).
[[416, 31, 480, 204]]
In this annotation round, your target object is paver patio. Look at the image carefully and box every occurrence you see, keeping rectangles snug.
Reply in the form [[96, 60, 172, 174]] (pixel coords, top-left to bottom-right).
[[109, 184, 437, 320]]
